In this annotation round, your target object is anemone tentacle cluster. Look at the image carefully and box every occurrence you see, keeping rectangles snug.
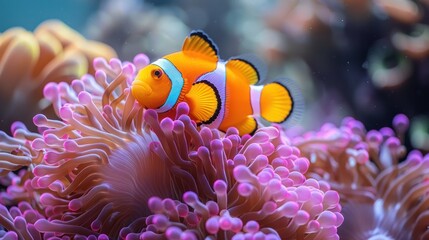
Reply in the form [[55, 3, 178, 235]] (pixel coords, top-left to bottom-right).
[[0, 55, 342, 239], [295, 114, 429, 239]]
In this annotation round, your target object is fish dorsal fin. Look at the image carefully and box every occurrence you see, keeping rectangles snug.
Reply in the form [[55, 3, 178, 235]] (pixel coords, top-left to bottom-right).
[[226, 58, 260, 85], [185, 80, 221, 124], [182, 30, 219, 62]]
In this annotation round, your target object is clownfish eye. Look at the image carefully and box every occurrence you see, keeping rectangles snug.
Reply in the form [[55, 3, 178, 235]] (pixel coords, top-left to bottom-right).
[[151, 69, 163, 79]]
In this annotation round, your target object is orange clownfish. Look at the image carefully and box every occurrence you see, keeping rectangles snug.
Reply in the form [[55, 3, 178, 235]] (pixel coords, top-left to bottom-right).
[[131, 30, 302, 135]]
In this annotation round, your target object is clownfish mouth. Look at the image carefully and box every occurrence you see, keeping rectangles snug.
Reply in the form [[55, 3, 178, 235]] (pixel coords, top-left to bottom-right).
[[131, 81, 153, 97]]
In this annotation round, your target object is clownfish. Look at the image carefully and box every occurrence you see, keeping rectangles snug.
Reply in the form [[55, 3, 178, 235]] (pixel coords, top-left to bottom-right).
[[131, 30, 302, 135]]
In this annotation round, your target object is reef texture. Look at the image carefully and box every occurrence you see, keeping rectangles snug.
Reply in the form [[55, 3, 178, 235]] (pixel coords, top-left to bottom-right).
[[0, 55, 342, 239]]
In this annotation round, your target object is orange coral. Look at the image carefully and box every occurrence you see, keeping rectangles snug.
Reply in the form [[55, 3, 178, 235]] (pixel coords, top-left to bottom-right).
[[0, 20, 116, 131]]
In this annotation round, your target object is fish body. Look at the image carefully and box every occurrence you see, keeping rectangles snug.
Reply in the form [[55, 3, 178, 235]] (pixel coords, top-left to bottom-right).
[[131, 30, 299, 135]]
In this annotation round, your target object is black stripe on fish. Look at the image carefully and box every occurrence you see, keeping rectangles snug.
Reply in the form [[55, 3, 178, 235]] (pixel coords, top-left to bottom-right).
[[249, 117, 259, 136]]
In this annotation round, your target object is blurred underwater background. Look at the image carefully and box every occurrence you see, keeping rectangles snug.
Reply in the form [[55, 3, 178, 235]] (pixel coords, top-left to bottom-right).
[[1, 1, 429, 239]]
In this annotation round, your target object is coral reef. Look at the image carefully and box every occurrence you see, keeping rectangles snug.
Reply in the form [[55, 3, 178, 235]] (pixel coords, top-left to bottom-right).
[[1, 2, 429, 236]]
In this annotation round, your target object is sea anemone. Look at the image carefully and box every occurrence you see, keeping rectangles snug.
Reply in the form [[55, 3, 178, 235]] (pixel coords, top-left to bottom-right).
[[0, 123, 45, 239], [0, 54, 342, 239], [0, 20, 117, 131], [295, 114, 429, 239]]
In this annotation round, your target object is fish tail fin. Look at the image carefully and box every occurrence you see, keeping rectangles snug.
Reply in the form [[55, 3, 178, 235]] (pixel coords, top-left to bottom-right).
[[259, 79, 304, 125]]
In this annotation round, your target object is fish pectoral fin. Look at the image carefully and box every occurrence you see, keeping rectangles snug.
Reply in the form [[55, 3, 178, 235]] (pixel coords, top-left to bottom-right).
[[235, 117, 258, 136], [185, 81, 220, 124], [226, 58, 260, 85], [182, 30, 219, 62]]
